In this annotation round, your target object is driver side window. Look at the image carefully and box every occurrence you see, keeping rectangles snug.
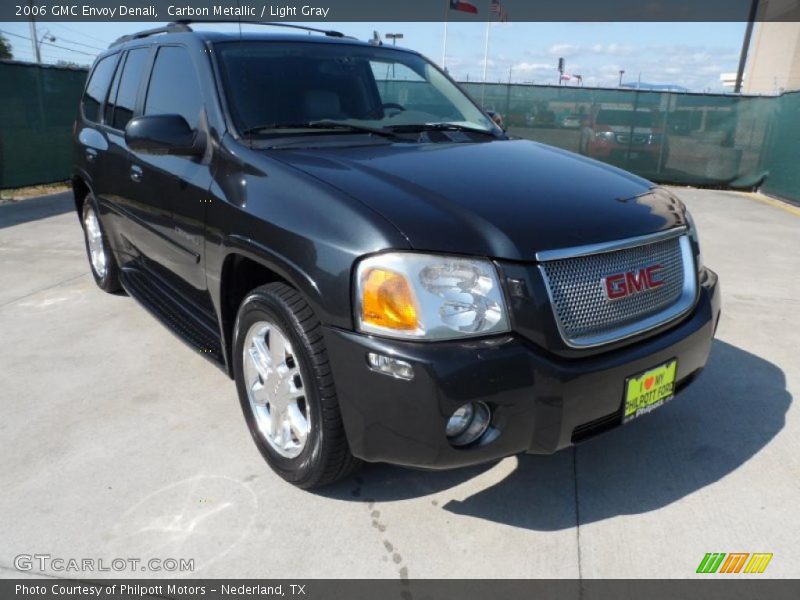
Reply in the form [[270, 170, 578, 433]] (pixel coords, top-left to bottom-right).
[[144, 46, 204, 129]]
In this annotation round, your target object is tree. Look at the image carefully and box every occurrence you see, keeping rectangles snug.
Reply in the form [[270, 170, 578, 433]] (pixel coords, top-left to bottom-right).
[[0, 34, 12, 60]]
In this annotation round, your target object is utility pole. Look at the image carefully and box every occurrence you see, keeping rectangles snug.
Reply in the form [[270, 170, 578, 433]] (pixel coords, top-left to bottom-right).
[[28, 15, 40, 63], [385, 33, 403, 78], [385, 33, 403, 46]]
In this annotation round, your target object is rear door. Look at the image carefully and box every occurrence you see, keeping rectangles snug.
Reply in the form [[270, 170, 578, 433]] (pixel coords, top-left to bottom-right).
[[75, 52, 121, 244], [99, 46, 153, 266]]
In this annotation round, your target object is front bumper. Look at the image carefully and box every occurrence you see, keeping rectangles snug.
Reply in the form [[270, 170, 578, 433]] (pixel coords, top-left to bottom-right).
[[323, 267, 720, 469]]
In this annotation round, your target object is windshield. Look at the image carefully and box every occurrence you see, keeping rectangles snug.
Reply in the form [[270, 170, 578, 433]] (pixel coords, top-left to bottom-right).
[[214, 41, 496, 137]]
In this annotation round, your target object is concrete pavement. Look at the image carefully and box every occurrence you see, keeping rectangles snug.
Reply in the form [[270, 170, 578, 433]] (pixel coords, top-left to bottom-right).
[[0, 188, 797, 579]]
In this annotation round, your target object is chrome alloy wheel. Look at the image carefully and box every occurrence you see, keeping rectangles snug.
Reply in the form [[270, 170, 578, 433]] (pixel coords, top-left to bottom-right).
[[243, 321, 310, 458], [83, 206, 107, 278]]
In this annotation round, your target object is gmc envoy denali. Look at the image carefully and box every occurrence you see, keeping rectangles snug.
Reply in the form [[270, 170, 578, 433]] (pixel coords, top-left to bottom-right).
[[73, 22, 720, 488]]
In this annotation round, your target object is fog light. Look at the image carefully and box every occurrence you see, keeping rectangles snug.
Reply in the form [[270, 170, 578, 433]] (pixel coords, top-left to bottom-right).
[[367, 352, 414, 381], [446, 401, 491, 447]]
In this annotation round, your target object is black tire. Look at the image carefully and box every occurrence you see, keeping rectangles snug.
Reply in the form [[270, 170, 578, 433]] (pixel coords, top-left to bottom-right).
[[233, 282, 361, 489], [81, 196, 121, 293]]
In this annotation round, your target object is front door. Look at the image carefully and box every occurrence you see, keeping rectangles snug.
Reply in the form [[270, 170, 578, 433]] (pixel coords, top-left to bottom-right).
[[127, 44, 213, 315]]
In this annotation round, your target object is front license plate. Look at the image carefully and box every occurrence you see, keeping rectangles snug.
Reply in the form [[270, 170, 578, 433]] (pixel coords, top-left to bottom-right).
[[623, 359, 678, 423], [629, 152, 641, 159]]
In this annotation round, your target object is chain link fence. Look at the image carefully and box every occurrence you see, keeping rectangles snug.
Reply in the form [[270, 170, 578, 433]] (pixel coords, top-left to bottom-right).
[[0, 60, 798, 204]]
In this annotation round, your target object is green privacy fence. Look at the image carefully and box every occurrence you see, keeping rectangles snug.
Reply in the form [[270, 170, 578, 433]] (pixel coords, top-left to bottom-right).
[[0, 60, 88, 189], [759, 91, 800, 202], [388, 80, 800, 203], [0, 60, 798, 205], [460, 82, 777, 189]]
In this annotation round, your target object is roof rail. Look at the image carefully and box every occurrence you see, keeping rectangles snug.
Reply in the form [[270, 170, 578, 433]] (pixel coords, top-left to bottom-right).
[[170, 20, 350, 39], [110, 22, 193, 47]]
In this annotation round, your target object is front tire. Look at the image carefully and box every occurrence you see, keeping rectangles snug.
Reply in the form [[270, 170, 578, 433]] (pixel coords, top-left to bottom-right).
[[81, 196, 121, 293], [233, 283, 360, 489]]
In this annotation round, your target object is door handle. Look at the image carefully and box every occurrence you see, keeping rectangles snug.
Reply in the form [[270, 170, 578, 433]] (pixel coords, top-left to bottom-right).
[[130, 165, 143, 183], [85, 149, 97, 163]]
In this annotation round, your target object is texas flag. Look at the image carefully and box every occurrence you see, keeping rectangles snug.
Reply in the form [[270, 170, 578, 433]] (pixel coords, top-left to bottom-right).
[[450, 0, 479, 14]]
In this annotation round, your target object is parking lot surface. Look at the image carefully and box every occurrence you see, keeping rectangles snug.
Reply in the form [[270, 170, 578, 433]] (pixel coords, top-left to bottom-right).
[[1, 187, 798, 579]]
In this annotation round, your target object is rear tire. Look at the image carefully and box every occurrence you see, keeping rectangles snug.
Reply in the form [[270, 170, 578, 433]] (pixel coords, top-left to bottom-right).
[[233, 282, 361, 489], [81, 196, 121, 293]]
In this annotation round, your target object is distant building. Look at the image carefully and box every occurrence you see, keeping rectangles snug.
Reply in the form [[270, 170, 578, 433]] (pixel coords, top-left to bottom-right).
[[744, 0, 800, 94]]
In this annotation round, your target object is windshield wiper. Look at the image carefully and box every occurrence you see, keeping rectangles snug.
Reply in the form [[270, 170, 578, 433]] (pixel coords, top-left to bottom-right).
[[242, 121, 400, 139], [386, 123, 498, 136]]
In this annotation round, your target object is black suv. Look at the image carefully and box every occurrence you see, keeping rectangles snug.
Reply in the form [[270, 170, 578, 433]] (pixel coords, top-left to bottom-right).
[[73, 23, 720, 489]]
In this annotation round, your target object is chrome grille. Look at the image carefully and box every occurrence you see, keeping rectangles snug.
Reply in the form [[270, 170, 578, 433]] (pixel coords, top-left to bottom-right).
[[538, 230, 696, 348], [615, 134, 651, 145]]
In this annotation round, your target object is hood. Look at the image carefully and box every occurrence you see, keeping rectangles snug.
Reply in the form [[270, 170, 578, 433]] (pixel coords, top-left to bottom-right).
[[267, 139, 684, 261]]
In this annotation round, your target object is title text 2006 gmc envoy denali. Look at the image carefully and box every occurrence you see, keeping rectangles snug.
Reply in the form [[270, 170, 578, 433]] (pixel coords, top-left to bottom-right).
[[73, 23, 720, 488]]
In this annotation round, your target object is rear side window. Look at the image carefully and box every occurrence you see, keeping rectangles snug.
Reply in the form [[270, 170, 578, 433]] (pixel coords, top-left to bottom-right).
[[107, 48, 149, 131], [103, 55, 124, 125], [81, 54, 118, 122], [144, 46, 204, 129]]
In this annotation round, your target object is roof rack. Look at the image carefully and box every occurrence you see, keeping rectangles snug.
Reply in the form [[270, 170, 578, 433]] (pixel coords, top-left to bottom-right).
[[109, 21, 351, 49], [172, 20, 350, 39], [110, 22, 192, 47]]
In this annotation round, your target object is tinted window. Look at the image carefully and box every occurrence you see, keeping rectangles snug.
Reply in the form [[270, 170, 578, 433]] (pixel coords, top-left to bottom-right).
[[104, 57, 124, 125], [109, 48, 149, 130], [144, 46, 203, 129], [81, 54, 118, 122], [215, 42, 493, 135]]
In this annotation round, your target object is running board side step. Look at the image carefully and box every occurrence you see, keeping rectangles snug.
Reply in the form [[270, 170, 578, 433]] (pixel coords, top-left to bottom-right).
[[120, 267, 225, 366]]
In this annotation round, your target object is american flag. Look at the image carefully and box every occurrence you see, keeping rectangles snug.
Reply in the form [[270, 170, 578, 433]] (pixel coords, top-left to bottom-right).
[[490, 0, 509, 22]]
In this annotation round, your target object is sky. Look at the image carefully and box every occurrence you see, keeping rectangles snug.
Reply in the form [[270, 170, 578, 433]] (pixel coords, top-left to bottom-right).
[[0, 21, 748, 91]]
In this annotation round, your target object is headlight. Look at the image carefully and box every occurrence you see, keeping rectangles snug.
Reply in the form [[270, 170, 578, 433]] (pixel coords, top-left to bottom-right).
[[595, 131, 615, 141], [684, 209, 704, 268], [355, 252, 510, 340]]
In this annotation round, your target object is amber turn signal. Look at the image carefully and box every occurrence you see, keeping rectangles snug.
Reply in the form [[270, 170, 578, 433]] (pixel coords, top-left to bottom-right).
[[360, 268, 419, 331]]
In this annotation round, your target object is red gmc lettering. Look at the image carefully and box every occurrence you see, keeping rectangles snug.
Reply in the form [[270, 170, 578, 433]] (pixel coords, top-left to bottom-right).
[[604, 264, 664, 300], [604, 273, 628, 299]]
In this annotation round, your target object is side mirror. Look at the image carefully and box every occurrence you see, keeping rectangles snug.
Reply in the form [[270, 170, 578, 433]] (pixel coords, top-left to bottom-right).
[[125, 114, 204, 157]]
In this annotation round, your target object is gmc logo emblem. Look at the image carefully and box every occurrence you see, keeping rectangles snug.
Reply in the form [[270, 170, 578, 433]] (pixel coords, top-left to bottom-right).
[[603, 264, 664, 300]]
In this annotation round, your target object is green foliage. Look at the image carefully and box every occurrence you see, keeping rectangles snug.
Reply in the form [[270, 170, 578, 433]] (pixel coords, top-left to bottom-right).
[[0, 34, 12, 60]]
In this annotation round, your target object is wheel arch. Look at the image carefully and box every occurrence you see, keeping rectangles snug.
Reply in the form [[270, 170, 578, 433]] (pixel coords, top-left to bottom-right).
[[71, 174, 92, 218], [217, 242, 327, 378]]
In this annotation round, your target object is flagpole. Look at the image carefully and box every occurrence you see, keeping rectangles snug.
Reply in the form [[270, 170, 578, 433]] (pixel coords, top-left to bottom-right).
[[442, 0, 449, 69], [481, 2, 491, 105]]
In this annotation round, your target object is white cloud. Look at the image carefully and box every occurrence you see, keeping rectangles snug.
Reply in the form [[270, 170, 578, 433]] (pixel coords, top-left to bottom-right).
[[548, 43, 581, 57], [513, 62, 553, 72]]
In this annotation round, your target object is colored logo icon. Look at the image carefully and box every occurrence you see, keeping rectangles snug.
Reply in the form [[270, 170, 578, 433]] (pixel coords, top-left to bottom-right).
[[697, 553, 773, 574]]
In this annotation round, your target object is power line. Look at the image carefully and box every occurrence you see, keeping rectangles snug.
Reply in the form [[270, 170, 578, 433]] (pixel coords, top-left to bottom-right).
[[0, 29, 96, 57], [50, 36, 105, 52], [50, 23, 112, 47]]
